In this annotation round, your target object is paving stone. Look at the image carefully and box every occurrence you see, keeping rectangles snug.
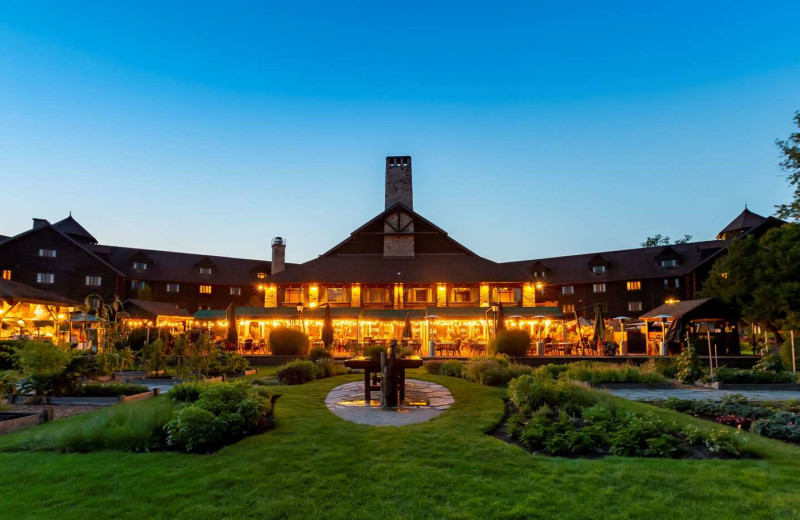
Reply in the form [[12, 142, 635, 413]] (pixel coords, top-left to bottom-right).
[[605, 388, 800, 402]]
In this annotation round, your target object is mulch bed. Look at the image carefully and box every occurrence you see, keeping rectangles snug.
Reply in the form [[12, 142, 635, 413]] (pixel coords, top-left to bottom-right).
[[8, 404, 102, 420]]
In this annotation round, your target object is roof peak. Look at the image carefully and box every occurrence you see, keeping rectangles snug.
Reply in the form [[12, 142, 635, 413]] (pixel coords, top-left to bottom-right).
[[53, 214, 98, 244]]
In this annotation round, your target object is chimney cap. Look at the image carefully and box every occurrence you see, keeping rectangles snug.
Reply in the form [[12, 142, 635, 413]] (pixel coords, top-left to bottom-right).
[[272, 237, 286, 246]]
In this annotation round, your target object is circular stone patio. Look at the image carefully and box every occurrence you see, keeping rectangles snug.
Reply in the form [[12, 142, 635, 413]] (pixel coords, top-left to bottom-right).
[[325, 379, 454, 426]]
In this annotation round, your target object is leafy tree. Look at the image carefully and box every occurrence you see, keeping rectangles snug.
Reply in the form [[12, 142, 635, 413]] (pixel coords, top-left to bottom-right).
[[641, 234, 693, 247], [775, 111, 800, 222], [701, 224, 800, 339]]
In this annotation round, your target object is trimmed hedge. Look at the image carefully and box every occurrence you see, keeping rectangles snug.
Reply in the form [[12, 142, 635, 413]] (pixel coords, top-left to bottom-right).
[[81, 383, 150, 397], [269, 327, 310, 356], [488, 330, 531, 357]]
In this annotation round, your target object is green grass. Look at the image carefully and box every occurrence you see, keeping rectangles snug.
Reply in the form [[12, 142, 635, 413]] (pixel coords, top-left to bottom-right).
[[0, 369, 799, 519]]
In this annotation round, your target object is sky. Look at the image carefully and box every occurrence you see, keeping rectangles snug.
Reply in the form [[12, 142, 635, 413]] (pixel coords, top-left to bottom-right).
[[0, 1, 798, 264]]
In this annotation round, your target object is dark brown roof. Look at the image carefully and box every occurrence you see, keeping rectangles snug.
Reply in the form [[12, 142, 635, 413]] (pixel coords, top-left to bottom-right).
[[640, 298, 712, 319], [91, 244, 277, 286], [0, 278, 79, 306], [717, 207, 767, 239], [498, 241, 725, 284], [53, 215, 98, 244], [123, 299, 190, 318]]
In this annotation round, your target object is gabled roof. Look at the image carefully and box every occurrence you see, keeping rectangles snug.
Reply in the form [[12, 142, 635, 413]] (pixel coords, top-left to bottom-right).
[[123, 299, 190, 319], [0, 235, 8, 244], [0, 278, 79, 306], [654, 246, 681, 261], [639, 297, 737, 323], [53, 214, 98, 244], [717, 207, 767, 239]]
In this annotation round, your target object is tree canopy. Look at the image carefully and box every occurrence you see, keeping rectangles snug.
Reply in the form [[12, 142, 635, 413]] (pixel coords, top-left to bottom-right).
[[640, 234, 693, 247], [775, 111, 800, 222]]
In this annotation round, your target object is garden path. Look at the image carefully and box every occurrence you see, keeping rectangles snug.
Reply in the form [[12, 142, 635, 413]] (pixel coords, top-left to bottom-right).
[[606, 387, 800, 401]]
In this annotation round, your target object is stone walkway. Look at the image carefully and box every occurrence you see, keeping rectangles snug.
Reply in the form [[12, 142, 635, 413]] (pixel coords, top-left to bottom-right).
[[604, 387, 800, 402], [325, 379, 454, 426]]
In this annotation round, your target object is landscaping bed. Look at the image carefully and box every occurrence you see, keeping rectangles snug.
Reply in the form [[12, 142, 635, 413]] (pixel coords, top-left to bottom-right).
[[0, 410, 51, 435], [659, 395, 800, 445], [500, 374, 746, 459]]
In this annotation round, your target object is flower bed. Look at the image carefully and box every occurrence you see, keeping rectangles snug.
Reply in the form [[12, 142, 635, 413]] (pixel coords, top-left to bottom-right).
[[424, 356, 532, 387], [502, 375, 745, 458], [661, 395, 800, 444], [557, 361, 670, 387], [272, 359, 348, 385], [702, 367, 797, 389]]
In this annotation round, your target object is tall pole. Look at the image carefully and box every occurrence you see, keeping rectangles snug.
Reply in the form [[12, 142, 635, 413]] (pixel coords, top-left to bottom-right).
[[792, 330, 796, 376], [707, 329, 714, 381]]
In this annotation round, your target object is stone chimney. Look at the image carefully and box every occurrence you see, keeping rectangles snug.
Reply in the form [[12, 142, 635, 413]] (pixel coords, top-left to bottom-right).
[[32, 218, 49, 229], [385, 156, 413, 209], [271, 237, 286, 275]]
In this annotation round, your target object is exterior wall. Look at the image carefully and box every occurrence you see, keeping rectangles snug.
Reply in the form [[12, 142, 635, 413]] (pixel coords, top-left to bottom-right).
[[436, 284, 447, 307], [479, 284, 490, 307], [350, 284, 361, 307], [0, 227, 120, 303], [522, 283, 536, 307], [265, 284, 277, 308]]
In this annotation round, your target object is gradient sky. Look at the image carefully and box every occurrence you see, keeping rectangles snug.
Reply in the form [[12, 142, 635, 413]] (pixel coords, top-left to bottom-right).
[[1, 1, 798, 264]]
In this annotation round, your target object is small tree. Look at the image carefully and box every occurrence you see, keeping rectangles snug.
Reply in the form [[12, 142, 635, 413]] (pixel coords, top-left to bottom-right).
[[142, 338, 166, 375], [676, 343, 703, 384]]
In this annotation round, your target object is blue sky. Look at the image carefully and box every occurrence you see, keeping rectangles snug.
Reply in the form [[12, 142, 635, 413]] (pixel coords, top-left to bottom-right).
[[1, 1, 798, 263]]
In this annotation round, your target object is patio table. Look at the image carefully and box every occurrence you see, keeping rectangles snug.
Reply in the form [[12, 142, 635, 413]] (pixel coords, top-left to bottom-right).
[[344, 356, 424, 402]]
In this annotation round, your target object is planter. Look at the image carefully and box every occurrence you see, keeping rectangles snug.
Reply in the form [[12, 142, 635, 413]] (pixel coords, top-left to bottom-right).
[[7, 390, 158, 406], [574, 381, 675, 390], [701, 382, 800, 391], [0, 410, 52, 435]]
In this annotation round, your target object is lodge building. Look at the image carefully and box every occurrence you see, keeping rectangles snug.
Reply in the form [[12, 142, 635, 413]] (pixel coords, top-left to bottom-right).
[[0, 156, 781, 324]]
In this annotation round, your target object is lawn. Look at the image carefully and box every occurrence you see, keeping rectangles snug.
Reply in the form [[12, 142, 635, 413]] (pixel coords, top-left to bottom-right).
[[1, 369, 799, 519]]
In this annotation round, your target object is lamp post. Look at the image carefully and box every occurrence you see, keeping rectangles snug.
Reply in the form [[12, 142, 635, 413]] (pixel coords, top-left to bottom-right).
[[296, 302, 306, 334], [490, 302, 499, 336]]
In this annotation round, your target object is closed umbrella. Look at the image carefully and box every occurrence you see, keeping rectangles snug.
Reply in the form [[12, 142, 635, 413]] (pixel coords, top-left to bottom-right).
[[592, 305, 606, 348], [226, 302, 238, 347], [322, 304, 334, 348], [401, 313, 412, 342], [496, 302, 507, 333]]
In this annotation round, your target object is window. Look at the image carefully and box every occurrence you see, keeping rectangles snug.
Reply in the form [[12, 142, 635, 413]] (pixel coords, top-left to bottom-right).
[[533, 270, 546, 278], [591, 265, 607, 274], [366, 287, 389, 303], [496, 288, 518, 303], [87, 296, 102, 309], [1, 270, 10, 280], [660, 259, 677, 269], [626, 281, 641, 291], [674, 278, 680, 288], [38, 249, 57, 258], [562, 304, 575, 314], [230, 287, 241, 296], [561, 286, 575, 295], [663, 278, 681, 288], [721, 272, 729, 279], [131, 280, 146, 290], [257, 272, 267, 279], [37, 273, 54, 284], [592, 283, 606, 293], [326, 287, 347, 303], [198, 267, 212, 275], [167, 283, 180, 293], [132, 262, 148, 270], [452, 287, 475, 303], [404, 287, 430, 303], [284, 288, 302, 303], [199, 285, 212, 294], [628, 301, 643, 312], [85, 276, 102, 287]]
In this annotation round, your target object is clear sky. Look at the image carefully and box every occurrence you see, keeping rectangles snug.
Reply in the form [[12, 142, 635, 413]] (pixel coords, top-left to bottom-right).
[[1, 1, 798, 263]]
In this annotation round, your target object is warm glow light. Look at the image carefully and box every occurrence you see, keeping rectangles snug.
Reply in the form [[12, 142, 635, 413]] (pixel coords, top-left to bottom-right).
[[57, 314, 65, 320], [310, 285, 318, 292], [535, 282, 544, 290], [665, 298, 680, 305]]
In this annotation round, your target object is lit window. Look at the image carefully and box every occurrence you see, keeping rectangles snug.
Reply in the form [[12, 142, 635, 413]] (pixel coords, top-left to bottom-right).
[[533, 271, 546, 278], [626, 281, 641, 291], [199, 285, 212, 294], [660, 259, 677, 269], [1, 270, 10, 280], [592, 283, 606, 293], [452, 287, 475, 303], [131, 280, 146, 290], [85, 276, 102, 287], [167, 283, 180, 293], [721, 272, 728, 279], [495, 288, 518, 303], [561, 286, 575, 295], [326, 287, 347, 303], [284, 288, 302, 303], [562, 304, 575, 314], [198, 267, 212, 275], [39, 249, 57, 258], [230, 287, 241, 296], [366, 287, 388, 303], [628, 301, 643, 312], [591, 265, 607, 274], [37, 273, 55, 284], [257, 272, 267, 279], [133, 262, 148, 270]]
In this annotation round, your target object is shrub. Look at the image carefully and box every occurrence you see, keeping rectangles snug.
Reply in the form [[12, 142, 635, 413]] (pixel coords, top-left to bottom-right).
[[465, 355, 533, 386], [780, 340, 796, 371], [563, 361, 667, 387], [642, 358, 679, 379], [507, 374, 597, 415], [535, 364, 570, 380], [125, 327, 150, 351], [439, 360, 465, 378], [16, 340, 69, 376], [711, 367, 795, 384], [81, 383, 149, 397], [753, 348, 784, 373], [676, 344, 704, 384], [165, 405, 220, 453], [424, 361, 444, 375], [276, 360, 318, 385], [0, 340, 24, 369], [752, 412, 800, 443], [308, 346, 332, 363], [364, 345, 387, 360], [313, 359, 347, 379], [0, 370, 19, 396], [488, 330, 531, 357], [169, 382, 206, 403], [269, 327, 310, 356]]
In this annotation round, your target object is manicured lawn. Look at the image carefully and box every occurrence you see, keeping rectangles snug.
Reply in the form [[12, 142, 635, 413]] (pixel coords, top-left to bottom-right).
[[1, 369, 799, 519]]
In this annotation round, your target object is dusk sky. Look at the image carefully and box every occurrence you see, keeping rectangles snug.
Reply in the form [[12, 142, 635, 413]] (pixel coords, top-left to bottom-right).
[[1, 1, 798, 264]]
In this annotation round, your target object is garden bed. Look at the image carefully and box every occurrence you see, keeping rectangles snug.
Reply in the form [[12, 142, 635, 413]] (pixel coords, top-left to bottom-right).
[[8, 390, 158, 406], [0, 410, 51, 435], [700, 382, 800, 391], [574, 381, 676, 390]]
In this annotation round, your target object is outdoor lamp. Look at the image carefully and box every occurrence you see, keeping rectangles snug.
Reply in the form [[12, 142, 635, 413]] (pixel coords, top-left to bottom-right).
[[490, 302, 499, 313], [296, 302, 304, 313], [17, 319, 25, 326]]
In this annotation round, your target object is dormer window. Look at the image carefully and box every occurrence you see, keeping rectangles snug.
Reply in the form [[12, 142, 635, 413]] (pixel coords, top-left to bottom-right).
[[257, 272, 267, 279], [533, 271, 546, 278], [133, 262, 148, 270], [591, 265, 607, 274], [39, 249, 57, 258], [199, 267, 212, 275], [660, 259, 677, 269]]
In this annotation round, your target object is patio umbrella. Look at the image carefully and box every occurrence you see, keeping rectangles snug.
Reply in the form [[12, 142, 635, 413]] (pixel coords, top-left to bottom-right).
[[495, 302, 507, 333], [226, 302, 238, 345], [592, 305, 606, 347], [321, 304, 334, 348], [401, 313, 413, 342]]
